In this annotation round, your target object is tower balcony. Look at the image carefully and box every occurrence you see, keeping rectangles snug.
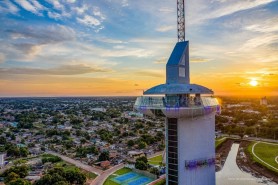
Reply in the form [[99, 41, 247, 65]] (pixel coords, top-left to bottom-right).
[[134, 95, 220, 118]]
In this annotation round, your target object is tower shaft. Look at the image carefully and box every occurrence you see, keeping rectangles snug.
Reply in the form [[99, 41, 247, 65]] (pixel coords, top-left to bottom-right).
[[177, 0, 185, 42]]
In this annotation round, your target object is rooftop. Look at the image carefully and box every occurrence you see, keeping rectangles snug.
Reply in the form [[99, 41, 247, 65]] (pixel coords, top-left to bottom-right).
[[144, 83, 214, 95]]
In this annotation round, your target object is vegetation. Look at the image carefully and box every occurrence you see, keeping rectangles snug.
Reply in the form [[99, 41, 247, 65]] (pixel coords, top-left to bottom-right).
[[148, 155, 163, 166], [97, 129, 113, 143], [54, 161, 97, 180], [42, 154, 62, 164], [215, 137, 227, 148], [34, 167, 86, 185], [1, 165, 30, 185], [98, 151, 110, 161], [154, 178, 166, 185], [75, 146, 98, 158], [247, 142, 278, 173], [135, 156, 148, 170]]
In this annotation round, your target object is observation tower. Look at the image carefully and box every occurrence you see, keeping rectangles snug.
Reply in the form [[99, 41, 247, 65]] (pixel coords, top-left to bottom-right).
[[134, 1, 220, 185]]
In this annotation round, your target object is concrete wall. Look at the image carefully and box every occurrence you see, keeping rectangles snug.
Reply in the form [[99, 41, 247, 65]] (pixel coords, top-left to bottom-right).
[[178, 113, 216, 185]]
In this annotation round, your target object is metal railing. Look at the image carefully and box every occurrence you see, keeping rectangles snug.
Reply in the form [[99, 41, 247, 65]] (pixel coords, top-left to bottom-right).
[[135, 96, 218, 109]]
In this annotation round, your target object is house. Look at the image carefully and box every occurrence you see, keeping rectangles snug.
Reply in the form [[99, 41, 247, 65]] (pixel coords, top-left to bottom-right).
[[100, 161, 110, 169], [128, 151, 145, 159]]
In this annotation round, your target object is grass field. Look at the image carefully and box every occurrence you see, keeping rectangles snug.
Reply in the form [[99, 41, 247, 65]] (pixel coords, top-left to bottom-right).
[[103, 167, 132, 185], [215, 137, 226, 148], [148, 155, 163, 166], [54, 161, 97, 179], [247, 142, 278, 173]]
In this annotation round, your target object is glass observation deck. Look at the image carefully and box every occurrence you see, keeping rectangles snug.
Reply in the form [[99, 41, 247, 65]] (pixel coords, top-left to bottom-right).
[[134, 95, 220, 118]]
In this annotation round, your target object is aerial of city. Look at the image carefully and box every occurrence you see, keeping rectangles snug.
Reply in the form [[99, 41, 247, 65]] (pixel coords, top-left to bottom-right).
[[0, 0, 277, 185], [0, 96, 277, 185]]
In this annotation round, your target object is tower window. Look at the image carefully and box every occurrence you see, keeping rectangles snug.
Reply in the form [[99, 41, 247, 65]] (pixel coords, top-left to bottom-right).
[[179, 67, 186, 77]]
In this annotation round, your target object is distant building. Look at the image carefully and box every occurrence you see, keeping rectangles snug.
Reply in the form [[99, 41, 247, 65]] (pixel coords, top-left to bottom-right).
[[0, 154, 4, 168], [128, 151, 145, 159], [100, 161, 110, 169], [260, 97, 267, 106], [91, 108, 106, 112]]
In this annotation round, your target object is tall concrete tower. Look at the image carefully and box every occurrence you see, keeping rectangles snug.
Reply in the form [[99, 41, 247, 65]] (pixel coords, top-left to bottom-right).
[[134, 1, 220, 185]]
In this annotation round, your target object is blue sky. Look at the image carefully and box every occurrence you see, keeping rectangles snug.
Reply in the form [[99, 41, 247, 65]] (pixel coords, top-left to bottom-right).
[[0, 0, 278, 96]]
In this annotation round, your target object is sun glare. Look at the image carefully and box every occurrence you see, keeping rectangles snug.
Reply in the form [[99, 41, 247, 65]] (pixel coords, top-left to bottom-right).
[[249, 80, 258, 87]]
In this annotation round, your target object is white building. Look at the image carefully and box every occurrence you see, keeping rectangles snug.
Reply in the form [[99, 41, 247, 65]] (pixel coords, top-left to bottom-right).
[[0, 154, 5, 168], [134, 42, 219, 185], [134, 1, 220, 184], [260, 97, 268, 106]]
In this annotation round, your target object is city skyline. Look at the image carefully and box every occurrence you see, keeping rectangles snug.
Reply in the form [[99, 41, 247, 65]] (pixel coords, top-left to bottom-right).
[[0, 0, 278, 97]]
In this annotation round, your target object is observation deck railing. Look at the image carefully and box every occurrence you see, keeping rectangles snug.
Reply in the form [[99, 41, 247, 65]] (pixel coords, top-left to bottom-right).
[[134, 96, 219, 109]]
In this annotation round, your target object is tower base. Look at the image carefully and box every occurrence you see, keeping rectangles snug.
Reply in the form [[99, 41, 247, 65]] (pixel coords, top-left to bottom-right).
[[166, 114, 216, 185]]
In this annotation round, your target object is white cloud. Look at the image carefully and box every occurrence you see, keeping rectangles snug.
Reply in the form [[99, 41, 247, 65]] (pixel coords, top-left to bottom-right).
[[73, 5, 88, 15], [46, 0, 64, 10], [100, 38, 125, 44], [48, 11, 62, 20], [77, 15, 101, 27], [210, 0, 275, 19], [122, 0, 129, 7], [0, 1, 19, 15], [93, 7, 105, 20], [29, 0, 45, 11], [244, 18, 278, 33], [45, 0, 71, 18], [14, 0, 42, 15], [0, 53, 5, 63], [190, 57, 212, 63], [102, 48, 153, 58], [154, 57, 167, 64], [188, 0, 275, 25], [66, 0, 76, 3], [159, 7, 175, 13], [156, 25, 176, 32], [240, 34, 278, 51]]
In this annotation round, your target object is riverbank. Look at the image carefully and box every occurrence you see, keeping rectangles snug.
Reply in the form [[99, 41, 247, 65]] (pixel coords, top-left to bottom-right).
[[215, 138, 234, 172], [237, 141, 278, 184]]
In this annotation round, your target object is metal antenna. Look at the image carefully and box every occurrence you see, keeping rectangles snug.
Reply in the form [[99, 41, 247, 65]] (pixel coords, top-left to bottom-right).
[[177, 0, 185, 42]]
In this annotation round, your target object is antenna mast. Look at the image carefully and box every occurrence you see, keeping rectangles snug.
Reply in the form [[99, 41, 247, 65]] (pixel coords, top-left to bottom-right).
[[177, 0, 185, 42]]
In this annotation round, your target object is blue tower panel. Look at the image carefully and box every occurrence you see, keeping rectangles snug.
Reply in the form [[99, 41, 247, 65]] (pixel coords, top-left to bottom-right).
[[166, 41, 190, 84]]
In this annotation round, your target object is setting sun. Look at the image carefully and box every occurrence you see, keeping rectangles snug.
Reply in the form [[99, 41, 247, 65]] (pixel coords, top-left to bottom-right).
[[249, 79, 258, 87]]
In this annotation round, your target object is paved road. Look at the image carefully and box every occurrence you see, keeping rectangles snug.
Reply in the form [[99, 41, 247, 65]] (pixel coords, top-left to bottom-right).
[[91, 163, 125, 185], [46, 151, 103, 175], [217, 134, 278, 143], [147, 151, 164, 159]]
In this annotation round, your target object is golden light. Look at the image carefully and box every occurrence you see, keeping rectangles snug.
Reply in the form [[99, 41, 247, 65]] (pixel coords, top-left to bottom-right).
[[249, 79, 258, 87]]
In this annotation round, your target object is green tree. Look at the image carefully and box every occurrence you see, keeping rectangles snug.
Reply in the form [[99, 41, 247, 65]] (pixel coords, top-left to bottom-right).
[[3, 165, 29, 178], [0, 136, 7, 144], [135, 161, 148, 170], [53, 181, 69, 185], [34, 174, 53, 185], [19, 147, 29, 157], [150, 167, 159, 175], [135, 156, 148, 170], [136, 156, 148, 164], [98, 151, 109, 161], [127, 140, 134, 147], [4, 172, 19, 184], [65, 170, 86, 185], [7, 178, 31, 185], [138, 141, 147, 149]]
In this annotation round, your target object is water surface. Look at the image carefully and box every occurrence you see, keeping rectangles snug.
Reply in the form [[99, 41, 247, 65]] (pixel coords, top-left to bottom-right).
[[216, 144, 277, 185]]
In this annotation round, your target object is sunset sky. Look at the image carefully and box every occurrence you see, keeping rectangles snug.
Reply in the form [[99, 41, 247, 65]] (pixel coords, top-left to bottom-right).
[[0, 0, 278, 97]]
